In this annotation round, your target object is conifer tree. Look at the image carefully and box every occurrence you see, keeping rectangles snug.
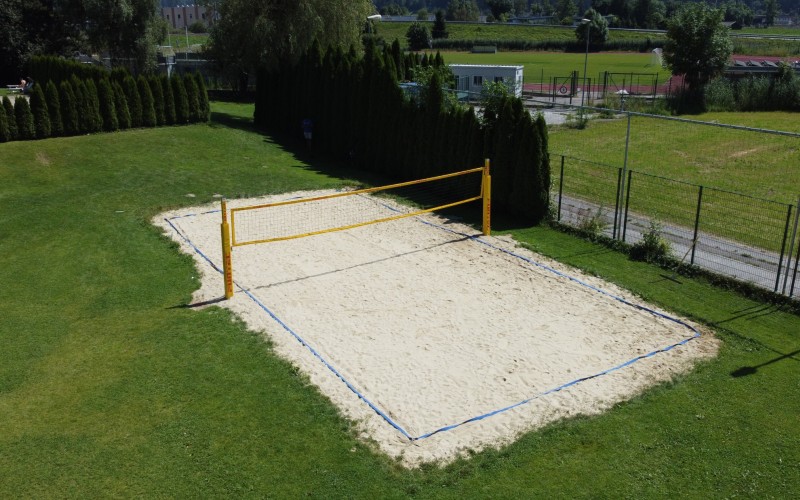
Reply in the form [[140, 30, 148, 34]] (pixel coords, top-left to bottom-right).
[[161, 75, 176, 125], [183, 73, 200, 122], [171, 75, 189, 124], [3, 96, 17, 140], [97, 78, 119, 132], [0, 103, 9, 142], [137, 75, 157, 127], [29, 83, 51, 139], [45, 81, 63, 137], [59, 80, 79, 135], [83, 79, 103, 133], [15, 97, 35, 140], [194, 73, 209, 122], [70, 76, 88, 133], [148, 76, 165, 126], [112, 81, 131, 130], [123, 76, 142, 127]]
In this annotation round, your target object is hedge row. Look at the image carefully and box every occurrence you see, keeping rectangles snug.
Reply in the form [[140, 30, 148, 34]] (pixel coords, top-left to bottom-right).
[[255, 41, 550, 222], [0, 73, 209, 142], [25, 56, 110, 85]]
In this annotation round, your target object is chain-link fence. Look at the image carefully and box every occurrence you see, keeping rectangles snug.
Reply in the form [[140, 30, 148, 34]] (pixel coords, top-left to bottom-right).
[[546, 105, 800, 298], [551, 155, 800, 298]]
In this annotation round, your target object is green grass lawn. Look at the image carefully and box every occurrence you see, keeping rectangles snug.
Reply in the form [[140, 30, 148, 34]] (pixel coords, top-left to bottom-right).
[[378, 21, 664, 49], [1, 102, 798, 497]]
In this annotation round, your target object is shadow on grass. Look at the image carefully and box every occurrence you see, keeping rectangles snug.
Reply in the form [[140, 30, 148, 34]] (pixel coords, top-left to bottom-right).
[[731, 347, 800, 377], [168, 297, 227, 309], [713, 304, 781, 326]]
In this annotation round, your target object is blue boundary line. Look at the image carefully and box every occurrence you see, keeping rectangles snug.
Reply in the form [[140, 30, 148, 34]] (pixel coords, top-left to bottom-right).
[[164, 203, 701, 442]]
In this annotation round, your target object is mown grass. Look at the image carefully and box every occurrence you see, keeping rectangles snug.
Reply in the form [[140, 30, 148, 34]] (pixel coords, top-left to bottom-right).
[[378, 21, 663, 49], [1, 102, 798, 497]]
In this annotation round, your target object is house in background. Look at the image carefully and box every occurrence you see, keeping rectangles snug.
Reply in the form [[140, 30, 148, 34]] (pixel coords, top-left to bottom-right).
[[450, 64, 524, 98], [161, 0, 218, 29]]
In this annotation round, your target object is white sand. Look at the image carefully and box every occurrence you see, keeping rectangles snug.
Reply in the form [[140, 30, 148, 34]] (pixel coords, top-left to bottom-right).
[[155, 191, 718, 467]]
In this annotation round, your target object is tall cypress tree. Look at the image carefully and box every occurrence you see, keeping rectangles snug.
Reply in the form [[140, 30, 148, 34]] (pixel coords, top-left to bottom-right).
[[29, 83, 51, 139], [59, 80, 78, 136], [123, 76, 142, 127], [71, 76, 88, 133], [161, 75, 176, 125], [138, 75, 156, 127], [112, 81, 131, 130], [194, 72, 209, 122], [183, 73, 200, 122], [0, 103, 9, 142], [15, 97, 35, 140], [171, 75, 189, 124], [149, 76, 165, 126], [97, 78, 119, 132], [83, 79, 102, 133], [3, 97, 17, 140], [45, 81, 63, 137]]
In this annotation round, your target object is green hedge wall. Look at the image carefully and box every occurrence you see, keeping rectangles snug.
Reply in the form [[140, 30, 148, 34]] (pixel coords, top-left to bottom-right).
[[3, 71, 209, 142], [255, 42, 550, 222]]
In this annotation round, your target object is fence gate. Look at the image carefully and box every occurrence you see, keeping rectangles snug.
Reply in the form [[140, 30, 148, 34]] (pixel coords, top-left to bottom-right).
[[602, 72, 659, 99]]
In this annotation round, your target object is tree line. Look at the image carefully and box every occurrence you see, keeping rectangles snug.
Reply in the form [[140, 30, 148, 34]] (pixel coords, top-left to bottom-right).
[[374, 0, 793, 27], [0, 58, 209, 143], [255, 40, 551, 222]]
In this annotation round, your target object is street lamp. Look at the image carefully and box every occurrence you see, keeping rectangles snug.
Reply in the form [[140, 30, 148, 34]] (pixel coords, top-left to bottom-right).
[[580, 18, 591, 122]]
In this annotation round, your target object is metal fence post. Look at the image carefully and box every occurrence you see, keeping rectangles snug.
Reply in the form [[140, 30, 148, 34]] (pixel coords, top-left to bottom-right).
[[691, 186, 703, 265], [617, 113, 632, 241], [557, 155, 565, 222], [775, 204, 793, 293], [791, 231, 800, 298], [622, 170, 633, 242], [782, 195, 800, 294], [613, 168, 622, 239]]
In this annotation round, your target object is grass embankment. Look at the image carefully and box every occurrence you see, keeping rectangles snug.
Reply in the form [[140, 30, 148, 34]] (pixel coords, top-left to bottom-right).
[[0, 102, 798, 497]]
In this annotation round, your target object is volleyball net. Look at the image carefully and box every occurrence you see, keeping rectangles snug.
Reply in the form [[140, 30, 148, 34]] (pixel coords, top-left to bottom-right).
[[220, 161, 492, 298]]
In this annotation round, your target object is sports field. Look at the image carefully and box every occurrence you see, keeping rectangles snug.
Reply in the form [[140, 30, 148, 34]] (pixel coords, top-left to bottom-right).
[[0, 102, 798, 496]]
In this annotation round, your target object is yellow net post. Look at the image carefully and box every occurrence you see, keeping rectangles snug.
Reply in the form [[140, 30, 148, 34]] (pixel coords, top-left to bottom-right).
[[221, 199, 234, 299], [482, 158, 491, 236]]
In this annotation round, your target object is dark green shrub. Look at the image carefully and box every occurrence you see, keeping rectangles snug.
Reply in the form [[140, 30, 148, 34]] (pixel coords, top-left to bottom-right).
[[149, 76, 165, 126], [97, 78, 119, 132], [183, 73, 200, 122], [3, 96, 17, 140], [123, 76, 142, 127], [83, 79, 103, 133], [161, 75, 176, 125], [45, 81, 63, 137], [630, 221, 672, 263], [15, 97, 35, 140], [0, 103, 9, 142], [29, 83, 51, 139], [112, 81, 131, 130], [138, 75, 157, 127], [171, 75, 189, 124], [59, 80, 79, 135]]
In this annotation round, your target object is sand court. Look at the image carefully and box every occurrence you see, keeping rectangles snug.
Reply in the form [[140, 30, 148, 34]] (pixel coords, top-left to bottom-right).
[[157, 191, 718, 466]]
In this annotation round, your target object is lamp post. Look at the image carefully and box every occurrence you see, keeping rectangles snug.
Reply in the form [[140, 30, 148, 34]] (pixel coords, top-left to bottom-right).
[[580, 18, 591, 122]]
